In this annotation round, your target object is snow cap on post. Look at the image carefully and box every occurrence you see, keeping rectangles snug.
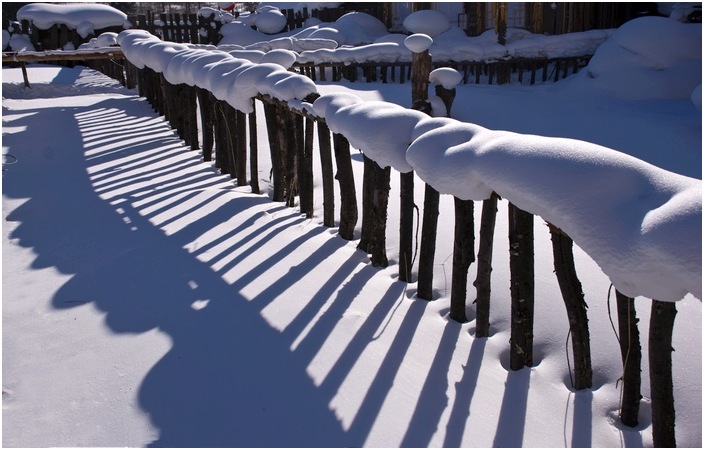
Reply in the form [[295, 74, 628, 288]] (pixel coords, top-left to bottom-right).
[[404, 33, 433, 53], [403, 9, 450, 37], [429, 67, 463, 89]]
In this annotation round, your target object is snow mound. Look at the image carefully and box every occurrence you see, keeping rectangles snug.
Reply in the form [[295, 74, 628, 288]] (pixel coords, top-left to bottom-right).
[[17, 3, 128, 33], [254, 8, 288, 34], [405, 119, 702, 301], [403, 9, 450, 36], [429, 67, 463, 89], [404, 34, 433, 53], [582, 16, 702, 100]]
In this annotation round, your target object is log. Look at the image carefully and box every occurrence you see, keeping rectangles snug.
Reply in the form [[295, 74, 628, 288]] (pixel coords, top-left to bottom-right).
[[417, 184, 440, 300], [615, 290, 642, 427], [649, 300, 677, 447], [549, 223, 592, 390], [473, 193, 498, 337], [509, 202, 534, 370], [358, 155, 390, 267], [317, 121, 335, 227], [248, 110, 260, 194], [450, 197, 475, 323], [332, 133, 357, 240]]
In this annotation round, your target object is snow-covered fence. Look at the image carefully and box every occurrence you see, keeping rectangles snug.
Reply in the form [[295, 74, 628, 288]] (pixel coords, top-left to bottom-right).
[[293, 55, 592, 86], [116, 30, 700, 447]]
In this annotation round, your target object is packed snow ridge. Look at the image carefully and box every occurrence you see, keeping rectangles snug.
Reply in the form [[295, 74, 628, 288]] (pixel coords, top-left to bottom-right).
[[116, 23, 701, 303]]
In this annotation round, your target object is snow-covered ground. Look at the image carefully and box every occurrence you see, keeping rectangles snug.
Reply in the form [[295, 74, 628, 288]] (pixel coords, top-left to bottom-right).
[[3, 9, 701, 450]]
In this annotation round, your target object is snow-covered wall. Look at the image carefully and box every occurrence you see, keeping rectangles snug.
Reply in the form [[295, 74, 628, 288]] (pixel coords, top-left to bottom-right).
[[117, 26, 701, 303]]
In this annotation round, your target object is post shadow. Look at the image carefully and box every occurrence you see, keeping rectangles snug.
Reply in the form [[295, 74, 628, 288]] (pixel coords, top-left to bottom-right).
[[443, 337, 487, 447], [492, 367, 531, 447]]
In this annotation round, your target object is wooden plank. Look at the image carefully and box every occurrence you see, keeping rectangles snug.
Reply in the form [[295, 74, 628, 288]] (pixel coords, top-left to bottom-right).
[[2, 49, 124, 63]]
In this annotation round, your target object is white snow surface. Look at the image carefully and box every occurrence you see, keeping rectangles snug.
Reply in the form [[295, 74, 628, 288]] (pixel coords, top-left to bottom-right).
[[16, 3, 128, 37], [2, 10, 701, 450]]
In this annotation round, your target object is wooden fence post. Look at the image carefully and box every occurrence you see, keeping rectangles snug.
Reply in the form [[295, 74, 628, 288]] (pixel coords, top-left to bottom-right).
[[358, 155, 390, 267], [332, 133, 358, 240], [473, 193, 499, 337], [196, 88, 214, 161], [549, 223, 592, 389], [235, 109, 247, 186], [248, 110, 260, 194], [317, 121, 336, 227], [615, 290, 642, 427], [450, 197, 475, 323], [509, 202, 534, 370], [649, 299, 677, 447], [417, 184, 440, 300], [298, 116, 315, 217], [186, 85, 199, 151], [262, 102, 285, 201]]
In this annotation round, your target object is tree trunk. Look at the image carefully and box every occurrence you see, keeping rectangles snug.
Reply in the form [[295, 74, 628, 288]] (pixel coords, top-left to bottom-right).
[[616, 290, 641, 427], [450, 197, 475, 323], [549, 223, 592, 390], [332, 133, 357, 240], [417, 184, 440, 300], [473, 193, 498, 337], [509, 202, 534, 370], [649, 300, 677, 448]]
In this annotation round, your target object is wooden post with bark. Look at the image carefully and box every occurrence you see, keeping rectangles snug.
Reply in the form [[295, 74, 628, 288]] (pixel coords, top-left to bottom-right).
[[262, 102, 286, 201], [615, 290, 642, 427], [509, 202, 534, 370], [450, 197, 475, 323], [196, 88, 214, 161], [417, 184, 440, 300], [649, 299, 677, 448], [400, 45, 432, 283], [473, 193, 499, 337], [298, 116, 315, 217], [332, 133, 358, 240], [317, 121, 336, 227], [358, 155, 390, 267], [235, 109, 248, 186], [248, 110, 260, 194], [548, 223, 592, 390]]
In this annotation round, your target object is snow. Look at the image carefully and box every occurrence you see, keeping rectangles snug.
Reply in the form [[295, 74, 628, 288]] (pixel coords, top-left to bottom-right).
[[403, 9, 451, 37], [429, 67, 463, 89], [583, 16, 702, 100], [404, 33, 433, 54], [2, 11, 701, 449], [253, 8, 288, 34], [16, 3, 128, 38]]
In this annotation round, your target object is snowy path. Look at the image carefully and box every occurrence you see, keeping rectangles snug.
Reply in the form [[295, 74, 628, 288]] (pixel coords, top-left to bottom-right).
[[2, 66, 701, 447]]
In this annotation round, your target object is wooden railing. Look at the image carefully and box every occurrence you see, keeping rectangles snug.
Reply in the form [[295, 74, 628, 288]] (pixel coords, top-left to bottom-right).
[[21, 49, 681, 447], [293, 55, 591, 85]]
